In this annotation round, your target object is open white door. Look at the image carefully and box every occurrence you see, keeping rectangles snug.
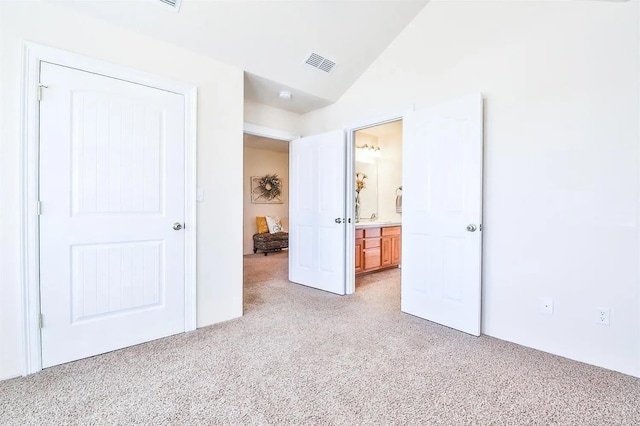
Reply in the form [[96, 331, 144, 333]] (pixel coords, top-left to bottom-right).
[[401, 94, 483, 336], [289, 130, 347, 295]]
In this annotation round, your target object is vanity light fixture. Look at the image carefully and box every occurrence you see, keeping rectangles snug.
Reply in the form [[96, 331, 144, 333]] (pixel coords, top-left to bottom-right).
[[356, 144, 381, 157]]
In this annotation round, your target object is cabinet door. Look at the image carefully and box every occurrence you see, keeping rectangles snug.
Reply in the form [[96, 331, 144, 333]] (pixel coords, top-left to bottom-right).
[[381, 237, 392, 266], [355, 239, 363, 273], [364, 248, 381, 270], [391, 235, 401, 265]]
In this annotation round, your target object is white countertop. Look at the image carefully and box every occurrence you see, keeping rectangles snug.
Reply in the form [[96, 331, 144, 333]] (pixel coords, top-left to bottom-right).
[[355, 221, 402, 229]]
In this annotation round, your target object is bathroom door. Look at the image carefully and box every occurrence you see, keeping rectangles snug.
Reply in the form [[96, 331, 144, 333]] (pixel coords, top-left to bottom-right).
[[289, 130, 347, 295], [401, 94, 484, 336]]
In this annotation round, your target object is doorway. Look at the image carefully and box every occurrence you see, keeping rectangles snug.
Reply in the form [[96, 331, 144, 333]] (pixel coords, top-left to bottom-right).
[[242, 132, 291, 311], [352, 120, 403, 292], [242, 133, 290, 256], [346, 94, 484, 336]]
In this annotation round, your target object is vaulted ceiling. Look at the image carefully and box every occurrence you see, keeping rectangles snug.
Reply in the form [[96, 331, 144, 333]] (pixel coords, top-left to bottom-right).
[[59, 0, 429, 113]]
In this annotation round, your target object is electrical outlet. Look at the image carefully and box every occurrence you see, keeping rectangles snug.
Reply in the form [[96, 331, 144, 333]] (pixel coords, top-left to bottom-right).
[[539, 297, 553, 315], [596, 307, 610, 326]]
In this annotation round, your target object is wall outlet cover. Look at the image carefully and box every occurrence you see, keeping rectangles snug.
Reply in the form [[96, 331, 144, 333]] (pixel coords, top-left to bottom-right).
[[596, 307, 610, 326]]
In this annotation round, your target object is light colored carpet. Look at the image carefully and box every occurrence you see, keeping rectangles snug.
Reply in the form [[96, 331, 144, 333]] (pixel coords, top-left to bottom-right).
[[2, 251, 640, 425]]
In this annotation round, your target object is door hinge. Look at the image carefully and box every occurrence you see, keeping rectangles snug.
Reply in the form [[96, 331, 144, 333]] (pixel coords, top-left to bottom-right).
[[38, 314, 44, 329], [37, 84, 48, 102], [36, 200, 42, 216]]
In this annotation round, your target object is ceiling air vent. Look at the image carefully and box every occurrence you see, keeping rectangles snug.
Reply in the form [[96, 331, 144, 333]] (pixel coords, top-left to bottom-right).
[[159, 0, 182, 12], [304, 52, 336, 74]]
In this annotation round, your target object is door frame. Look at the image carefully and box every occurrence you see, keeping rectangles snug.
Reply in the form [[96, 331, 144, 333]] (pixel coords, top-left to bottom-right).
[[243, 123, 299, 143], [20, 42, 198, 375], [345, 108, 413, 294]]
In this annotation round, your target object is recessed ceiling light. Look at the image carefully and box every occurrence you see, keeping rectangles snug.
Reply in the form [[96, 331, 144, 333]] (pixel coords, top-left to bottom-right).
[[278, 91, 292, 100]]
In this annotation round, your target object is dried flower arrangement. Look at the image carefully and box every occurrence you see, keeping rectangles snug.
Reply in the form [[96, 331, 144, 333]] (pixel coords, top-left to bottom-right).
[[355, 172, 367, 194], [355, 172, 367, 222]]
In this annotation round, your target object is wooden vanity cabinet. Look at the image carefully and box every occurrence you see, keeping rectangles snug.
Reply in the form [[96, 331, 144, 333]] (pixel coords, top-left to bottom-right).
[[391, 234, 401, 265], [381, 237, 392, 267], [383, 226, 401, 267], [356, 225, 401, 275], [362, 228, 381, 270], [355, 229, 364, 273]]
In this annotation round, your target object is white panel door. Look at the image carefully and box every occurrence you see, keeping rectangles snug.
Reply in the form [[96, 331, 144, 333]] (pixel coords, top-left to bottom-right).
[[401, 94, 483, 336], [289, 130, 346, 295], [39, 62, 186, 367]]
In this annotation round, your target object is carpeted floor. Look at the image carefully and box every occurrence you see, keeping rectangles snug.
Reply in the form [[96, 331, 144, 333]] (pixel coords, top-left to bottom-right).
[[2, 251, 640, 425]]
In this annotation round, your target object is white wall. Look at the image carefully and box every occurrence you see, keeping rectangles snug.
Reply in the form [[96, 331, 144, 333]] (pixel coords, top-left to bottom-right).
[[0, 2, 244, 380], [243, 147, 289, 254], [302, 1, 640, 376], [377, 130, 402, 223], [244, 100, 301, 137]]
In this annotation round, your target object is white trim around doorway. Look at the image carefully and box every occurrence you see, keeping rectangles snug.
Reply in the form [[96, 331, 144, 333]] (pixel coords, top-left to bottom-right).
[[243, 123, 299, 142], [20, 42, 198, 375]]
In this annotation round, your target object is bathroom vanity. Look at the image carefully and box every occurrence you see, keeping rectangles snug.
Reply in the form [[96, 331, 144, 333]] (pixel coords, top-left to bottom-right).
[[355, 223, 401, 275]]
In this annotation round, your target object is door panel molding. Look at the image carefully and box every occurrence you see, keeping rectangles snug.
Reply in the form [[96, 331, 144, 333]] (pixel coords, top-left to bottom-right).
[[20, 42, 198, 375]]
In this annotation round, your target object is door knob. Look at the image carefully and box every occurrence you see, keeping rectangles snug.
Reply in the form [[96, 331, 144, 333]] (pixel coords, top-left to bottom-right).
[[466, 224, 477, 232], [173, 223, 183, 231], [335, 218, 343, 224]]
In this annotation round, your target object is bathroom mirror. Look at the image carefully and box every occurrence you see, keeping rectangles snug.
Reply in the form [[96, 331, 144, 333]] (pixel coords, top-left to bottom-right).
[[355, 161, 378, 221]]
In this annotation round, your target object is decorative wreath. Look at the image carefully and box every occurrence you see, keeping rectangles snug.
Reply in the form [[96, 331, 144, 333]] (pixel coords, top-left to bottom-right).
[[256, 174, 282, 200]]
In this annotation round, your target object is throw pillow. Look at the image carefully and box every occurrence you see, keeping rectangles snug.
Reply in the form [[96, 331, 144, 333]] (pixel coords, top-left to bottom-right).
[[266, 215, 284, 234], [256, 216, 269, 234]]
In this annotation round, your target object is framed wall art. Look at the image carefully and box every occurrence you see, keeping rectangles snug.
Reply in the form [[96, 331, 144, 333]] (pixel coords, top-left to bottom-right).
[[251, 174, 283, 204]]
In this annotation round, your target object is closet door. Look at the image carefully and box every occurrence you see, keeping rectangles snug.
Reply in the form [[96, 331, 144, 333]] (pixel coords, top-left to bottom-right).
[[39, 62, 186, 367]]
